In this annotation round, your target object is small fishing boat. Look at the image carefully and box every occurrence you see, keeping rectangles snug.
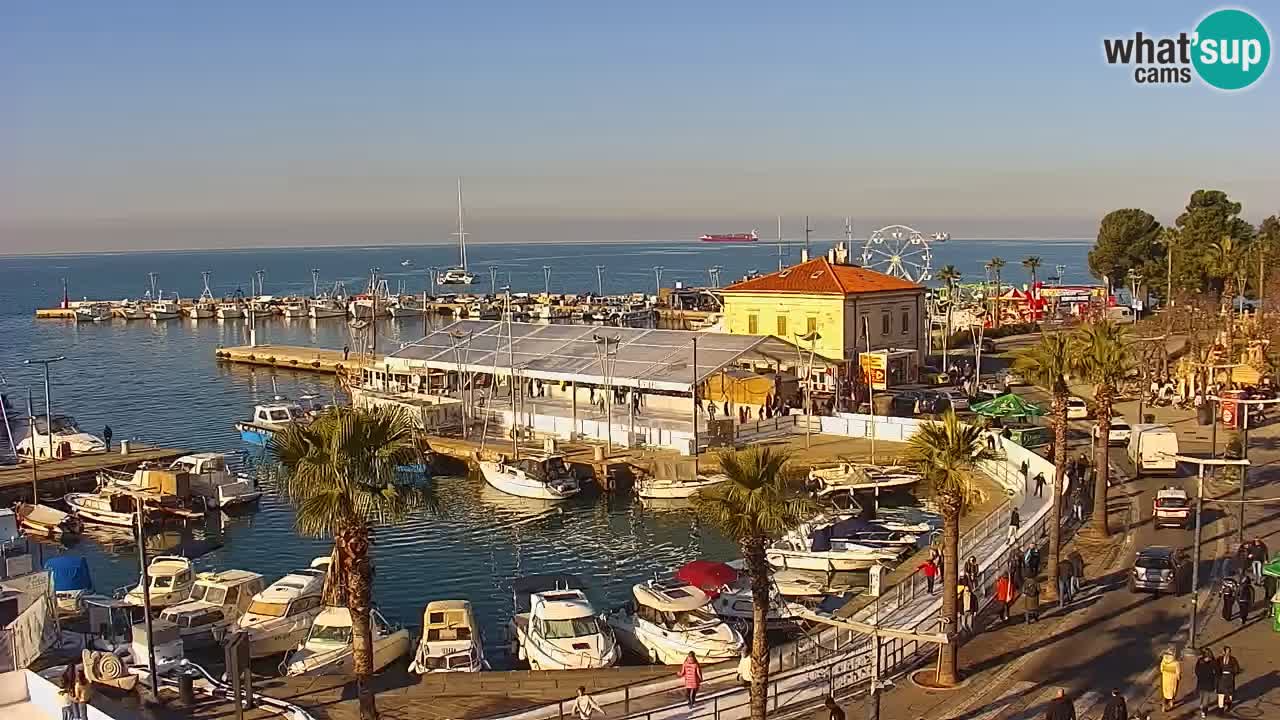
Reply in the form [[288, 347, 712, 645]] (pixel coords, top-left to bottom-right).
[[189, 275, 217, 319], [479, 454, 581, 501], [217, 301, 245, 319], [281, 299, 309, 318], [117, 302, 148, 321], [307, 296, 346, 319], [607, 579, 744, 665], [635, 473, 727, 500], [283, 606, 411, 676], [123, 555, 196, 609], [168, 453, 262, 508], [235, 400, 311, 446], [509, 575, 619, 670], [74, 303, 112, 322], [388, 295, 424, 317], [65, 486, 200, 527], [45, 555, 94, 614], [229, 557, 330, 658], [409, 600, 486, 673], [148, 299, 181, 321], [160, 569, 266, 649], [15, 501, 83, 539]]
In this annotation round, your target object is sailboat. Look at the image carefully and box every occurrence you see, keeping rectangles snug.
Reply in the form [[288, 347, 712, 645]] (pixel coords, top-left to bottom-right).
[[436, 179, 476, 286]]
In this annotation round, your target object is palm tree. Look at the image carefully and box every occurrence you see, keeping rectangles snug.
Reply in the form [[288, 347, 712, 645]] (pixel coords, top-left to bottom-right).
[[906, 411, 996, 685], [1069, 321, 1133, 538], [271, 405, 430, 720], [1013, 332, 1072, 599], [937, 265, 962, 365], [694, 447, 813, 720], [1022, 256, 1042, 287], [1208, 233, 1254, 358], [988, 257, 1006, 328]]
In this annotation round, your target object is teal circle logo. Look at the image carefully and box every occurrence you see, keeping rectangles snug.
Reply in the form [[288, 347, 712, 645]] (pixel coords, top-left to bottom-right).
[[1192, 9, 1270, 90]]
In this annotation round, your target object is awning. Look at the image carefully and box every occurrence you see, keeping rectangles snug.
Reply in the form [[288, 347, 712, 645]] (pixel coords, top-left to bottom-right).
[[971, 393, 1045, 418]]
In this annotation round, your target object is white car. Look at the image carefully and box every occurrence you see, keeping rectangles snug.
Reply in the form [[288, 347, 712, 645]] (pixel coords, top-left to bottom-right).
[[997, 369, 1026, 387], [1153, 487, 1192, 529], [1065, 397, 1090, 420], [1093, 418, 1132, 446]]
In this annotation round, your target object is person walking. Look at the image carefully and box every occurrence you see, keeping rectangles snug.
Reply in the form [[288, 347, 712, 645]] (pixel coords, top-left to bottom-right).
[[1021, 575, 1040, 624], [1043, 688, 1076, 720], [823, 695, 845, 720], [1009, 548, 1024, 589], [958, 581, 976, 634], [1220, 578, 1236, 622], [995, 573, 1015, 622], [573, 686, 605, 720], [1057, 558, 1073, 607], [101, 425, 112, 451], [1100, 688, 1127, 720], [964, 555, 979, 587], [1236, 576, 1253, 625], [1034, 471, 1046, 498], [1067, 550, 1084, 597], [1216, 646, 1240, 713], [1025, 544, 1041, 577], [73, 665, 90, 720], [1195, 647, 1218, 718], [679, 652, 702, 708], [1159, 647, 1182, 712], [58, 665, 76, 720], [1008, 507, 1021, 546], [919, 557, 939, 595]]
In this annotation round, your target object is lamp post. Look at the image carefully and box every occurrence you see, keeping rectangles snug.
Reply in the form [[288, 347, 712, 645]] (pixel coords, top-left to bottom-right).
[[1127, 269, 1143, 324], [795, 331, 821, 449], [542, 265, 552, 296], [595, 265, 606, 297], [1173, 454, 1249, 654], [652, 266, 664, 297], [23, 356, 65, 460], [135, 507, 159, 699], [1205, 394, 1280, 546], [593, 334, 620, 454]]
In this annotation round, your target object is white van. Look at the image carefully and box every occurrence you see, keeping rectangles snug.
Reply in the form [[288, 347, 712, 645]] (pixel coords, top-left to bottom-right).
[[1127, 424, 1179, 474]]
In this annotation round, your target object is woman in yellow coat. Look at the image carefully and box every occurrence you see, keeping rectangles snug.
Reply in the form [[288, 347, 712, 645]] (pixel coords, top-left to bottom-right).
[[1159, 647, 1182, 711]]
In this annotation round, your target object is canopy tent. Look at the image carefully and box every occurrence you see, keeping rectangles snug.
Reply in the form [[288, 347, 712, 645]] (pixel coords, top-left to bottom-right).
[[971, 393, 1045, 418], [385, 320, 836, 393]]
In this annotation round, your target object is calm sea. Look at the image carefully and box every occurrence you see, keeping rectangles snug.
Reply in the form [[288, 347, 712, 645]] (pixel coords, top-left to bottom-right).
[[0, 238, 1091, 662]]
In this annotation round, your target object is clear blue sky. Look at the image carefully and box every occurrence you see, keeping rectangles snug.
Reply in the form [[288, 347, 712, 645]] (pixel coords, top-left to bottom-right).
[[1, 1, 1277, 251]]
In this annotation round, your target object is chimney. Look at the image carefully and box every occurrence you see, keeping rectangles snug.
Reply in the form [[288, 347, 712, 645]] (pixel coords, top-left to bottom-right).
[[801, 248, 810, 262], [827, 248, 836, 263], [835, 242, 850, 265]]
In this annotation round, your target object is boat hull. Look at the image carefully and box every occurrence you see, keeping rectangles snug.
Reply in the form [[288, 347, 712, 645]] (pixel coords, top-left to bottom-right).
[[635, 476, 726, 499], [765, 549, 885, 572], [236, 423, 274, 446], [64, 495, 135, 528], [285, 630, 411, 676], [479, 461, 580, 501]]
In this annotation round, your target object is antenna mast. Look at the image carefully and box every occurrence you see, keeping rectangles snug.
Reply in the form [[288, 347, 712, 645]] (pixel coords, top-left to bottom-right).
[[453, 178, 469, 270]]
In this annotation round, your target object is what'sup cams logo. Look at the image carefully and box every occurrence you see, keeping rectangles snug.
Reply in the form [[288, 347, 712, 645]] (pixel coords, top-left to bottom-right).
[[1104, 8, 1270, 90]]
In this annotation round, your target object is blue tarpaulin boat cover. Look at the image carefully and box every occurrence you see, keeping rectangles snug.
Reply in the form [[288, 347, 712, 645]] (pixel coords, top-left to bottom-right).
[[45, 556, 92, 592]]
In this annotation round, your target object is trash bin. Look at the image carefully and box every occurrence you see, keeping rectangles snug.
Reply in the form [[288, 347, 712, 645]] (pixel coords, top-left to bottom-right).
[[178, 668, 196, 705]]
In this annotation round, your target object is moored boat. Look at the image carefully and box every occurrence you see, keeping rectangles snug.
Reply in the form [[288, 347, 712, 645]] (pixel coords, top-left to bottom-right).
[[409, 600, 486, 673], [15, 501, 83, 539], [606, 579, 744, 664], [479, 454, 581, 501], [123, 555, 196, 609], [283, 606, 411, 676], [160, 569, 266, 649], [509, 575, 618, 670], [635, 473, 727, 500], [229, 557, 330, 658]]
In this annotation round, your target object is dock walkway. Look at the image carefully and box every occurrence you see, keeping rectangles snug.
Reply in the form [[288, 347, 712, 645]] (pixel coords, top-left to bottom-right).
[[0, 446, 187, 499], [215, 344, 382, 376]]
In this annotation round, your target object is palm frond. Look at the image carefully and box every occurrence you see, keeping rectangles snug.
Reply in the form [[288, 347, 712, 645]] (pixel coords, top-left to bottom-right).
[[906, 411, 994, 516], [693, 447, 814, 542]]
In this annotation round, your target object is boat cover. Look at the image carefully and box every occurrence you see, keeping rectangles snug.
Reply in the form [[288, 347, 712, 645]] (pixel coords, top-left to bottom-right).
[[45, 556, 93, 592], [675, 561, 737, 595], [23, 503, 69, 526]]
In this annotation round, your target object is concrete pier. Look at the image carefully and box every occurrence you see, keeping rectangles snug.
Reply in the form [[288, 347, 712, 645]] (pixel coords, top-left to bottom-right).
[[0, 445, 188, 500], [214, 344, 381, 377]]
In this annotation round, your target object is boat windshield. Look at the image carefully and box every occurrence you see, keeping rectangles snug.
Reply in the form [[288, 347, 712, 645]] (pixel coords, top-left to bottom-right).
[[542, 616, 604, 640], [310, 623, 353, 644], [668, 607, 719, 630], [190, 585, 227, 605], [246, 600, 288, 618]]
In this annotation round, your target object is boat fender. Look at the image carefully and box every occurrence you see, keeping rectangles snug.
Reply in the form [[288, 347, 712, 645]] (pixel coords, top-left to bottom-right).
[[311, 361, 321, 368]]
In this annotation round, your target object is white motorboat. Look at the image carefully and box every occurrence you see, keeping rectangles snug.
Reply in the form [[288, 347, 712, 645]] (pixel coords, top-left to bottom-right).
[[437, 267, 476, 285], [65, 486, 198, 527], [148, 299, 181, 320], [307, 296, 346, 318], [819, 516, 922, 549], [635, 473, 728, 500], [409, 600, 486, 673], [117, 302, 148, 321], [160, 569, 265, 649], [608, 579, 744, 665], [765, 525, 905, 573], [808, 463, 922, 493], [217, 302, 245, 319], [230, 557, 330, 658], [388, 296, 424, 317], [281, 299, 309, 318], [509, 576, 619, 670], [168, 452, 262, 508], [124, 555, 196, 609], [236, 400, 311, 446], [674, 561, 805, 629], [479, 454, 581, 501], [17, 414, 106, 458], [284, 606, 412, 676], [74, 303, 112, 322]]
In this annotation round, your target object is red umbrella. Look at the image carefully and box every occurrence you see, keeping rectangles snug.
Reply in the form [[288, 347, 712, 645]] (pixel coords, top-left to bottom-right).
[[675, 560, 738, 596]]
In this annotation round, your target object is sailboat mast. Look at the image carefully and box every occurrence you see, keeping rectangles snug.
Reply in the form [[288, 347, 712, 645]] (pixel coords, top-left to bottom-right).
[[455, 178, 468, 270], [776, 216, 783, 271]]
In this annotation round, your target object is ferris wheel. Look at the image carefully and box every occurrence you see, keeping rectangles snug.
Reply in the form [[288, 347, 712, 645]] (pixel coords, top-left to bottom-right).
[[860, 224, 948, 283]]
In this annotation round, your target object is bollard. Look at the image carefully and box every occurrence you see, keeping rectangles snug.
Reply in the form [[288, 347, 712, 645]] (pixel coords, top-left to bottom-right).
[[178, 668, 196, 706], [119, 439, 131, 455]]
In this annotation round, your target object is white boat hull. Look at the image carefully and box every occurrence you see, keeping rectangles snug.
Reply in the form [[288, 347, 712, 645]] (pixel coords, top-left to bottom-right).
[[635, 475, 727, 499], [607, 615, 743, 665], [285, 629, 411, 676], [765, 548, 893, 572], [64, 494, 135, 527], [511, 617, 620, 670], [479, 461, 580, 501]]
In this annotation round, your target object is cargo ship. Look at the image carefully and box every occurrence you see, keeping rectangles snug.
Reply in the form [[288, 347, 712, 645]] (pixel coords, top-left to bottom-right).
[[699, 230, 759, 243]]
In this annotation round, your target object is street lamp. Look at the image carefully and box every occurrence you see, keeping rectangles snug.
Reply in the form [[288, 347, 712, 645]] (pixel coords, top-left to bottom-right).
[[595, 265, 606, 297], [1127, 269, 1143, 324], [794, 331, 822, 449], [23, 356, 65, 460], [652, 266, 664, 297], [542, 265, 552, 296], [1173, 454, 1249, 654], [593, 334, 621, 454]]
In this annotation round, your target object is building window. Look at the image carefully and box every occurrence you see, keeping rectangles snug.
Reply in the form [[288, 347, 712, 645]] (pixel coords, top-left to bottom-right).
[[901, 310, 910, 334], [881, 313, 890, 335], [748, 314, 758, 334], [806, 316, 817, 335], [776, 315, 787, 337]]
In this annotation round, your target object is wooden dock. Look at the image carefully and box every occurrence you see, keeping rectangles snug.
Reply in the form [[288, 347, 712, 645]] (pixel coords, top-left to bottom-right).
[[0, 445, 188, 500], [215, 344, 382, 377]]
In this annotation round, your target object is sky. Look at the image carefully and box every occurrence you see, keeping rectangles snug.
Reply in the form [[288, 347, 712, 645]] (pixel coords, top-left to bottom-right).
[[1, 1, 1278, 253]]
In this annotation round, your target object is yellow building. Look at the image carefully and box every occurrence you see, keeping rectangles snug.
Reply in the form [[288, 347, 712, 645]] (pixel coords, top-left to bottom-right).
[[720, 252, 927, 373]]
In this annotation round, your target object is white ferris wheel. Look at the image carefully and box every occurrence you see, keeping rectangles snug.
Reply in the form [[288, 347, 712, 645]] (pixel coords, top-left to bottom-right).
[[860, 224, 949, 283]]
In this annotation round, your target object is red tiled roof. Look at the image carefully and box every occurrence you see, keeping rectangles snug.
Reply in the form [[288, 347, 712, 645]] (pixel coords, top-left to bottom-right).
[[722, 257, 922, 295]]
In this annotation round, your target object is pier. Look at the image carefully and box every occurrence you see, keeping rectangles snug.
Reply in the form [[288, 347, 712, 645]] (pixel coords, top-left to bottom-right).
[[0, 446, 188, 500], [214, 344, 381, 377]]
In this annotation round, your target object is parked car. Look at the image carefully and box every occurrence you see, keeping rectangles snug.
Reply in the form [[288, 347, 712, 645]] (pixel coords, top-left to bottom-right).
[[1153, 487, 1192, 529], [937, 387, 970, 412], [1093, 418, 1131, 446], [1129, 546, 1190, 595], [1065, 396, 1090, 420]]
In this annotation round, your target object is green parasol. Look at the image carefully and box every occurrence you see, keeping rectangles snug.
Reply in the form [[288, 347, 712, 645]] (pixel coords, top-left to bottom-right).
[[970, 392, 1045, 418]]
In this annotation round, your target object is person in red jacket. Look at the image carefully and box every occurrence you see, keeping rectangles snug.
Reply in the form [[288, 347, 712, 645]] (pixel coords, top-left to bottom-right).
[[920, 558, 939, 594], [679, 652, 703, 708], [994, 574, 1016, 622]]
